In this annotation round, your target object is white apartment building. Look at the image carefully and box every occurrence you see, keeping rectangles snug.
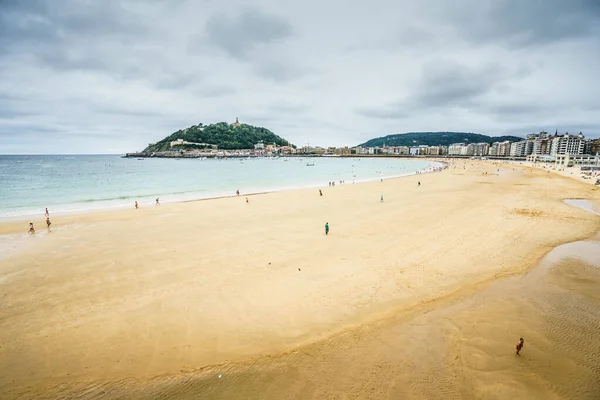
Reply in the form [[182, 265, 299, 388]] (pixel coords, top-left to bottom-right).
[[528, 131, 550, 155], [490, 141, 517, 157], [509, 140, 528, 157], [428, 146, 441, 156], [489, 142, 500, 156], [498, 141, 511, 156], [448, 143, 468, 156], [466, 143, 490, 156], [550, 132, 586, 155]]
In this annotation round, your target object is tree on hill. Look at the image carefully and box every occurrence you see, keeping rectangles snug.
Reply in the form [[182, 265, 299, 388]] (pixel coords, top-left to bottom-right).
[[143, 122, 294, 152], [358, 132, 523, 148]]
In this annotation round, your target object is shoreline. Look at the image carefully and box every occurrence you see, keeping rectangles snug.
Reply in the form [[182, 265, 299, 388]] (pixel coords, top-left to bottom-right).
[[1, 159, 598, 399], [0, 160, 446, 227]]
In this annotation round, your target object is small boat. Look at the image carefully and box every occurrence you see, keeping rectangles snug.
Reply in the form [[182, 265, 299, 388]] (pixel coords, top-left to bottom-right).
[[306, 163, 315, 166]]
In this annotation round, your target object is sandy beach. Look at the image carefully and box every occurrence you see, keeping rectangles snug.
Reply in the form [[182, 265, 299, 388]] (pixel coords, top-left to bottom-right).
[[1, 159, 599, 399]]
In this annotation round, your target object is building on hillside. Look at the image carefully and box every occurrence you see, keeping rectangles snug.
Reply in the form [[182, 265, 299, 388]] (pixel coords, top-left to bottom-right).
[[231, 117, 241, 128], [509, 140, 528, 157], [254, 141, 265, 150], [550, 132, 585, 155], [170, 138, 193, 147]]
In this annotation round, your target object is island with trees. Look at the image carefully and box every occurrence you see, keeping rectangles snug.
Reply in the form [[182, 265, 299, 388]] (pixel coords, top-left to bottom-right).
[[126, 118, 295, 158]]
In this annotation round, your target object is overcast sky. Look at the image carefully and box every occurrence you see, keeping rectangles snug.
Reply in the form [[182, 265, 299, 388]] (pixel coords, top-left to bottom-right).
[[1, 0, 600, 154]]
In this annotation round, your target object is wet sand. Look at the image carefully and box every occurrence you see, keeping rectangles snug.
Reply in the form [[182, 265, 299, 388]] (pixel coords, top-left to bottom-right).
[[1, 160, 599, 399], [135, 238, 600, 400]]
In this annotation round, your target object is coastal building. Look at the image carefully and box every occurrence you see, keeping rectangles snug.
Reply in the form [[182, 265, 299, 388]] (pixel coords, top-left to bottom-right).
[[489, 141, 511, 156], [448, 143, 468, 156], [170, 138, 193, 147], [509, 140, 528, 157], [415, 145, 429, 155], [466, 143, 489, 156], [277, 146, 295, 155], [550, 132, 585, 155], [584, 138, 600, 155], [498, 141, 511, 156], [428, 146, 441, 156], [527, 131, 550, 155], [555, 154, 600, 168]]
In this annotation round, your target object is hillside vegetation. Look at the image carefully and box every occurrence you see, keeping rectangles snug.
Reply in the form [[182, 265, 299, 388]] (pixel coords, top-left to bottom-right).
[[358, 132, 522, 148], [143, 122, 293, 152]]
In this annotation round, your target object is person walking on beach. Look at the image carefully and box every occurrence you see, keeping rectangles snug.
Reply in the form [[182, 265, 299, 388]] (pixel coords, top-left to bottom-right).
[[246, 197, 249, 203], [319, 189, 323, 196], [325, 222, 329, 235], [28, 223, 35, 235], [134, 201, 139, 209], [46, 217, 51, 232], [44, 208, 49, 218], [516, 338, 524, 356], [236, 190, 240, 196], [380, 195, 384, 202], [156, 198, 160, 206], [418, 181, 421, 186]]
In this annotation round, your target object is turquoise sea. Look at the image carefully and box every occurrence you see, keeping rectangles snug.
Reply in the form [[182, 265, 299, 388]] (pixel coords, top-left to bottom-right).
[[0, 155, 438, 218]]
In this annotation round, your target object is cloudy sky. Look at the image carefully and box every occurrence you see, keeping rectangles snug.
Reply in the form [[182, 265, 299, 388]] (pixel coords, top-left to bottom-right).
[[1, 0, 599, 154]]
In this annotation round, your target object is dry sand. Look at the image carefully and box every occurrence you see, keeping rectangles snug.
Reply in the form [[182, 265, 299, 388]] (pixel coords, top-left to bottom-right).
[[1, 159, 599, 399]]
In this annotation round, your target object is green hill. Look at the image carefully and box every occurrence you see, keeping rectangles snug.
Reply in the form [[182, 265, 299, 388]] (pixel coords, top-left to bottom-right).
[[358, 132, 522, 148], [143, 121, 294, 152]]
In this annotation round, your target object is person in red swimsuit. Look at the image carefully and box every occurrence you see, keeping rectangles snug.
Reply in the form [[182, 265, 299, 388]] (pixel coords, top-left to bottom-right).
[[516, 338, 524, 356]]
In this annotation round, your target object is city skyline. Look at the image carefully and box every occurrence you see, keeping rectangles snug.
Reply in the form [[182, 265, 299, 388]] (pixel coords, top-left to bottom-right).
[[1, 0, 600, 154]]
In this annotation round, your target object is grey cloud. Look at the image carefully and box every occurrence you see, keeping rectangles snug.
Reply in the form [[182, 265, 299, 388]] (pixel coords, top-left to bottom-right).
[[268, 103, 311, 115], [252, 59, 312, 82], [195, 85, 238, 98], [356, 106, 410, 120], [0, 1, 148, 56], [204, 8, 292, 58], [487, 103, 544, 116], [358, 61, 515, 120], [441, 0, 600, 48], [409, 61, 505, 108]]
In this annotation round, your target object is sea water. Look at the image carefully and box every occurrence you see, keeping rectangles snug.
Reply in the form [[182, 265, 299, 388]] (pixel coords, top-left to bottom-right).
[[0, 155, 438, 218]]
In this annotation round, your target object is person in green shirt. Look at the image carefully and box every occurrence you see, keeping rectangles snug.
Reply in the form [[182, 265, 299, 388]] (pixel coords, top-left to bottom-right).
[[325, 222, 329, 235]]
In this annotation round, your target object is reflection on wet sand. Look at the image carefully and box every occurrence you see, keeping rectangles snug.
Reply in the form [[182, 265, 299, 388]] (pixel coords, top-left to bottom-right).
[[57, 237, 600, 400]]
